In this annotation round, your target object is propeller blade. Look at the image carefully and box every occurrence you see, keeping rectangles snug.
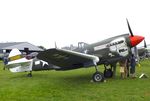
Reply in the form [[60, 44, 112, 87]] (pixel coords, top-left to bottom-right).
[[126, 18, 134, 37], [144, 39, 147, 48]]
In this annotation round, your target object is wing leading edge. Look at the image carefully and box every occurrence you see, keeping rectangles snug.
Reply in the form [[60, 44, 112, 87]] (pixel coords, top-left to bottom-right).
[[37, 48, 99, 70]]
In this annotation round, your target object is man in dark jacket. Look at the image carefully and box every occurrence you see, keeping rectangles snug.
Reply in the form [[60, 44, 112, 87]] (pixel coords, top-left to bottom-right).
[[130, 54, 136, 78]]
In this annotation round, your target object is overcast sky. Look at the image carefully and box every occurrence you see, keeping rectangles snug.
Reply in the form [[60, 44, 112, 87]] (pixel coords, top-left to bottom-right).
[[0, 0, 150, 49]]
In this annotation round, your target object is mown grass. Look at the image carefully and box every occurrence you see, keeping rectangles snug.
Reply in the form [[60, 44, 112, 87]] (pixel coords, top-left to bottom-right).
[[0, 60, 150, 101]]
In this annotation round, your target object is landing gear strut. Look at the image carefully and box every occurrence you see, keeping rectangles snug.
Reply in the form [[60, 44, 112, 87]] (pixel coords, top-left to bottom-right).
[[92, 65, 104, 82], [111, 63, 117, 78], [27, 71, 32, 77]]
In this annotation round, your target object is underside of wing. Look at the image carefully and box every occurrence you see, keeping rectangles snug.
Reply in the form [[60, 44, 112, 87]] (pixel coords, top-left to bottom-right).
[[37, 48, 99, 70]]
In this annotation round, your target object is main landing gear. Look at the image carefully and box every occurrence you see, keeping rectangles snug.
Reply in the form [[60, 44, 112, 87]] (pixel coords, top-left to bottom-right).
[[92, 65, 105, 82], [27, 71, 32, 77], [103, 64, 113, 78]]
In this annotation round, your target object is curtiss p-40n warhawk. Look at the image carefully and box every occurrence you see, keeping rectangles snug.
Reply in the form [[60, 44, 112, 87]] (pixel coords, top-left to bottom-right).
[[6, 19, 144, 82]]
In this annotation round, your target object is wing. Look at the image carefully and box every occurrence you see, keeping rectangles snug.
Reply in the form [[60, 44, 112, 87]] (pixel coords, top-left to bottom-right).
[[37, 48, 99, 70]]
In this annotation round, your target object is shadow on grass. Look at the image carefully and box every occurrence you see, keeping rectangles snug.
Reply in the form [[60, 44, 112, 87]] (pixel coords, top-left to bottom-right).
[[8, 71, 94, 85]]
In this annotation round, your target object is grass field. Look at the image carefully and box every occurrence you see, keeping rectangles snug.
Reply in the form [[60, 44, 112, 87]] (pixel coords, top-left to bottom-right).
[[0, 60, 150, 101]]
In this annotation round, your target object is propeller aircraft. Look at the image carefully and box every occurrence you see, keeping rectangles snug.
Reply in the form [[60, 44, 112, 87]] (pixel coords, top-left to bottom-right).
[[137, 40, 150, 60], [5, 19, 144, 82]]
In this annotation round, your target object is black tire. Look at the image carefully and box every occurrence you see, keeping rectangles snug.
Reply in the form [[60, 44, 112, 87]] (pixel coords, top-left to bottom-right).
[[92, 72, 104, 82], [104, 69, 113, 78]]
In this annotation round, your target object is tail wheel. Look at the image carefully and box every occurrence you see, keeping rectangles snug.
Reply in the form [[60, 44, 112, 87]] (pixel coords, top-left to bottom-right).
[[92, 72, 104, 82], [27, 72, 32, 77]]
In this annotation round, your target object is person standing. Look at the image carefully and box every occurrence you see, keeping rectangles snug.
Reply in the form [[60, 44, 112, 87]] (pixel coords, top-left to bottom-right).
[[119, 60, 126, 79], [130, 54, 136, 78], [3, 56, 8, 70]]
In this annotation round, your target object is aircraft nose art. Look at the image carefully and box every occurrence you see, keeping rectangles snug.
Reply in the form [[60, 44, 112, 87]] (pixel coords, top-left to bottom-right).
[[129, 35, 144, 47]]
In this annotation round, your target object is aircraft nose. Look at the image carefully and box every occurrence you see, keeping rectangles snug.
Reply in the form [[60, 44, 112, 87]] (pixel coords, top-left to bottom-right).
[[129, 35, 144, 47]]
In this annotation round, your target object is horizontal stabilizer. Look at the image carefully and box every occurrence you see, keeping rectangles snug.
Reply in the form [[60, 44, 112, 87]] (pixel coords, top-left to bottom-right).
[[6, 48, 33, 72]]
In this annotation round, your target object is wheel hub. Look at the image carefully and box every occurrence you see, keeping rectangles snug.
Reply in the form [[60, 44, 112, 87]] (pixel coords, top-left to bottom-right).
[[95, 74, 102, 81]]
